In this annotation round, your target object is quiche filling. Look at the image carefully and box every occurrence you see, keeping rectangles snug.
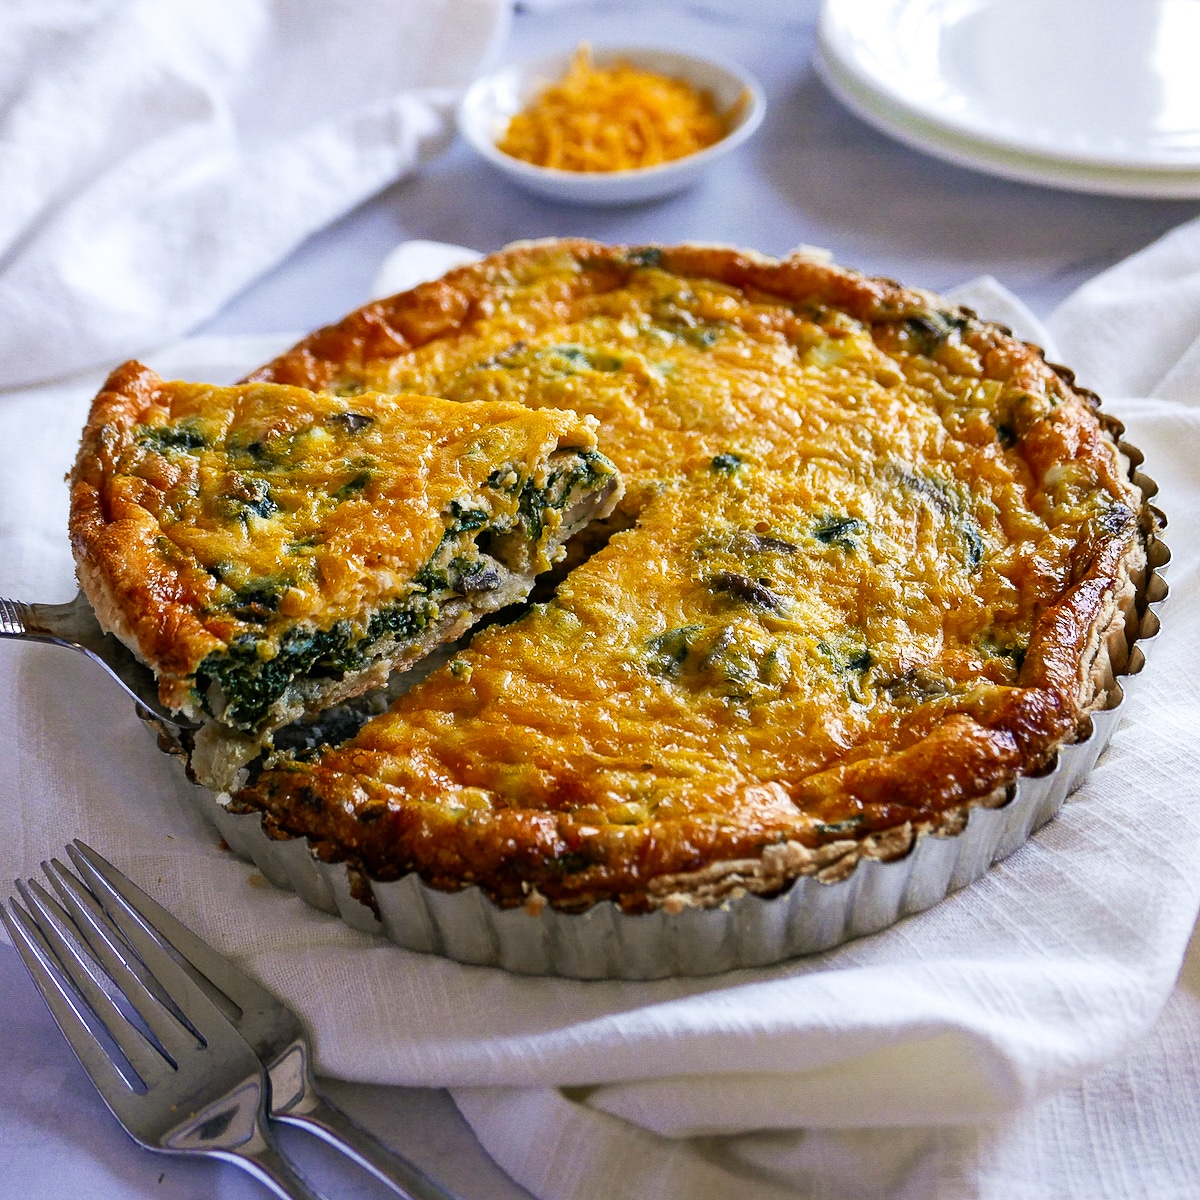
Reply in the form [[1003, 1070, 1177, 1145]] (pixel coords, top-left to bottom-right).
[[69, 364, 622, 785], [192, 443, 615, 733], [230, 241, 1148, 912]]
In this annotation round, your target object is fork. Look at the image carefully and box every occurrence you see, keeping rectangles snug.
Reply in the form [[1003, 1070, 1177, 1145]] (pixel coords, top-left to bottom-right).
[[4, 842, 462, 1200], [2, 851, 321, 1197], [0, 593, 197, 730], [67, 841, 462, 1200]]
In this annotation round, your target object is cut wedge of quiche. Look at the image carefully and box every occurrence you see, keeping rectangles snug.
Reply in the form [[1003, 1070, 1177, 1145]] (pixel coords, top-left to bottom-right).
[[70, 361, 622, 785], [229, 240, 1151, 914]]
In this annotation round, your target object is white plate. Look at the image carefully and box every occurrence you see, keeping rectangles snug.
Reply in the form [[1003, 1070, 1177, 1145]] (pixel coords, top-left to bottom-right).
[[819, 0, 1200, 172], [815, 42, 1200, 200], [457, 46, 765, 206]]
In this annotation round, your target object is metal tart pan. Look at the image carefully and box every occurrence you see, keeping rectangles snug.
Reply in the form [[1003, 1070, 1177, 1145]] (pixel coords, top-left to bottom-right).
[[179, 467, 1169, 980]]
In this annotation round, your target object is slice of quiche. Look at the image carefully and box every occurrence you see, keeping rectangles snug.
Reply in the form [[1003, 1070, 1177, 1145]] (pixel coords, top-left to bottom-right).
[[69, 362, 622, 785]]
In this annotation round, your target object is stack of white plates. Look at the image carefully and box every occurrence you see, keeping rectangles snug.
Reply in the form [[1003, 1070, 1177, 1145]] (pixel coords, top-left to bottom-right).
[[816, 0, 1200, 199]]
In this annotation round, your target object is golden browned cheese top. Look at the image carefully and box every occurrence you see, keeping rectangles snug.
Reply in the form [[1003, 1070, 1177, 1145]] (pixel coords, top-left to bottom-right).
[[239, 242, 1143, 909], [69, 363, 600, 707]]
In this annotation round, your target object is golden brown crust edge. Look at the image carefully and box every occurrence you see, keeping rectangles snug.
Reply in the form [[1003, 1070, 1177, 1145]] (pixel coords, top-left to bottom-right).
[[233, 239, 1154, 912], [69, 362, 224, 713], [246, 239, 960, 392]]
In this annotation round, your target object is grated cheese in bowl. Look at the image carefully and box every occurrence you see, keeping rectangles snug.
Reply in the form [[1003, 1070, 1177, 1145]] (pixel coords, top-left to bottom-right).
[[497, 44, 731, 173]]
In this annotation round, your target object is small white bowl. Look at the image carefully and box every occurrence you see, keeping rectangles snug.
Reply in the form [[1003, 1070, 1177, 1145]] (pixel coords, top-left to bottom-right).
[[457, 46, 766, 206]]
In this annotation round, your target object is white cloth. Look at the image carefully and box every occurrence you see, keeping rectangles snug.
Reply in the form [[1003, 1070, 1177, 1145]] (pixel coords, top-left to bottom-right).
[[3, 232, 1200, 1199], [0, 0, 509, 391], [1047, 214, 1200, 404]]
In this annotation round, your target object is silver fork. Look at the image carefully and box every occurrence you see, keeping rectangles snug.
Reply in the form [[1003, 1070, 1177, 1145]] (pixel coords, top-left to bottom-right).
[[6, 841, 463, 1200], [2, 850, 322, 1197], [0, 593, 197, 730]]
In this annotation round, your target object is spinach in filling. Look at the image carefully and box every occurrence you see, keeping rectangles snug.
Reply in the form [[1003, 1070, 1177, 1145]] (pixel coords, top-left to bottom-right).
[[513, 448, 612, 542], [813, 515, 864, 551], [138, 420, 207, 453], [195, 450, 613, 731]]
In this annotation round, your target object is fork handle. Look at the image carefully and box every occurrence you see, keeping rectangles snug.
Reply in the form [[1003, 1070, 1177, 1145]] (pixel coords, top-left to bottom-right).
[[219, 1137, 327, 1200], [277, 1094, 462, 1200]]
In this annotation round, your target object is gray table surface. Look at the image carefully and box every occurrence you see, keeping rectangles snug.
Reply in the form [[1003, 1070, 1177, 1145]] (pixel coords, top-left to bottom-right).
[[5, 2, 1199, 1197]]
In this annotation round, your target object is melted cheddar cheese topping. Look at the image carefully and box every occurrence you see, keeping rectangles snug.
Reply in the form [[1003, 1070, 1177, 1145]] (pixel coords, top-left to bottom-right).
[[239, 244, 1142, 909]]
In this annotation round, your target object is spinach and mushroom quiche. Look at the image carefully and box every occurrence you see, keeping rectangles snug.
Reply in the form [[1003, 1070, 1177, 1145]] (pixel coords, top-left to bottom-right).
[[69, 360, 622, 787], [224, 240, 1149, 912]]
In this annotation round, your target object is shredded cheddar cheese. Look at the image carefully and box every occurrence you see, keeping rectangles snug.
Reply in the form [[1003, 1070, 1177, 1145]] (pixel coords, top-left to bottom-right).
[[498, 45, 728, 172]]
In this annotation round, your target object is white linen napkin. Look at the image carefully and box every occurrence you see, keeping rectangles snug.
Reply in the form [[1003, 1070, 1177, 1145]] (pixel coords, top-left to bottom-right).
[[0, 0, 509, 391], [1046, 213, 1200, 405], [3, 235, 1200, 1200]]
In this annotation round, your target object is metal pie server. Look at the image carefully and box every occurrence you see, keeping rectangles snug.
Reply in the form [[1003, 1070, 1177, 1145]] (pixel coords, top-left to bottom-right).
[[0, 592, 197, 730]]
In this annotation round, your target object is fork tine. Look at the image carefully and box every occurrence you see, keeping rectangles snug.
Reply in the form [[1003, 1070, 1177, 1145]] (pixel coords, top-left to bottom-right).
[[43, 861, 200, 1064], [17, 878, 172, 1089], [20, 872, 145, 999], [50, 852, 235, 1048], [43, 856, 205, 1032], [1, 899, 135, 1104], [14, 875, 112, 984], [68, 841, 260, 1012]]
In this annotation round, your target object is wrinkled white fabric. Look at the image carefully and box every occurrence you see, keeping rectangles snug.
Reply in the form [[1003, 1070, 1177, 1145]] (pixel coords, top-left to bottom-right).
[[3, 237, 1200, 1200], [1047, 211, 1200, 404], [0, 0, 509, 389]]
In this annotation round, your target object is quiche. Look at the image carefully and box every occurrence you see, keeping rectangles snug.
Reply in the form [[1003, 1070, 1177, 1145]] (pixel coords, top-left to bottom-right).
[[228, 241, 1147, 912], [69, 361, 623, 786]]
